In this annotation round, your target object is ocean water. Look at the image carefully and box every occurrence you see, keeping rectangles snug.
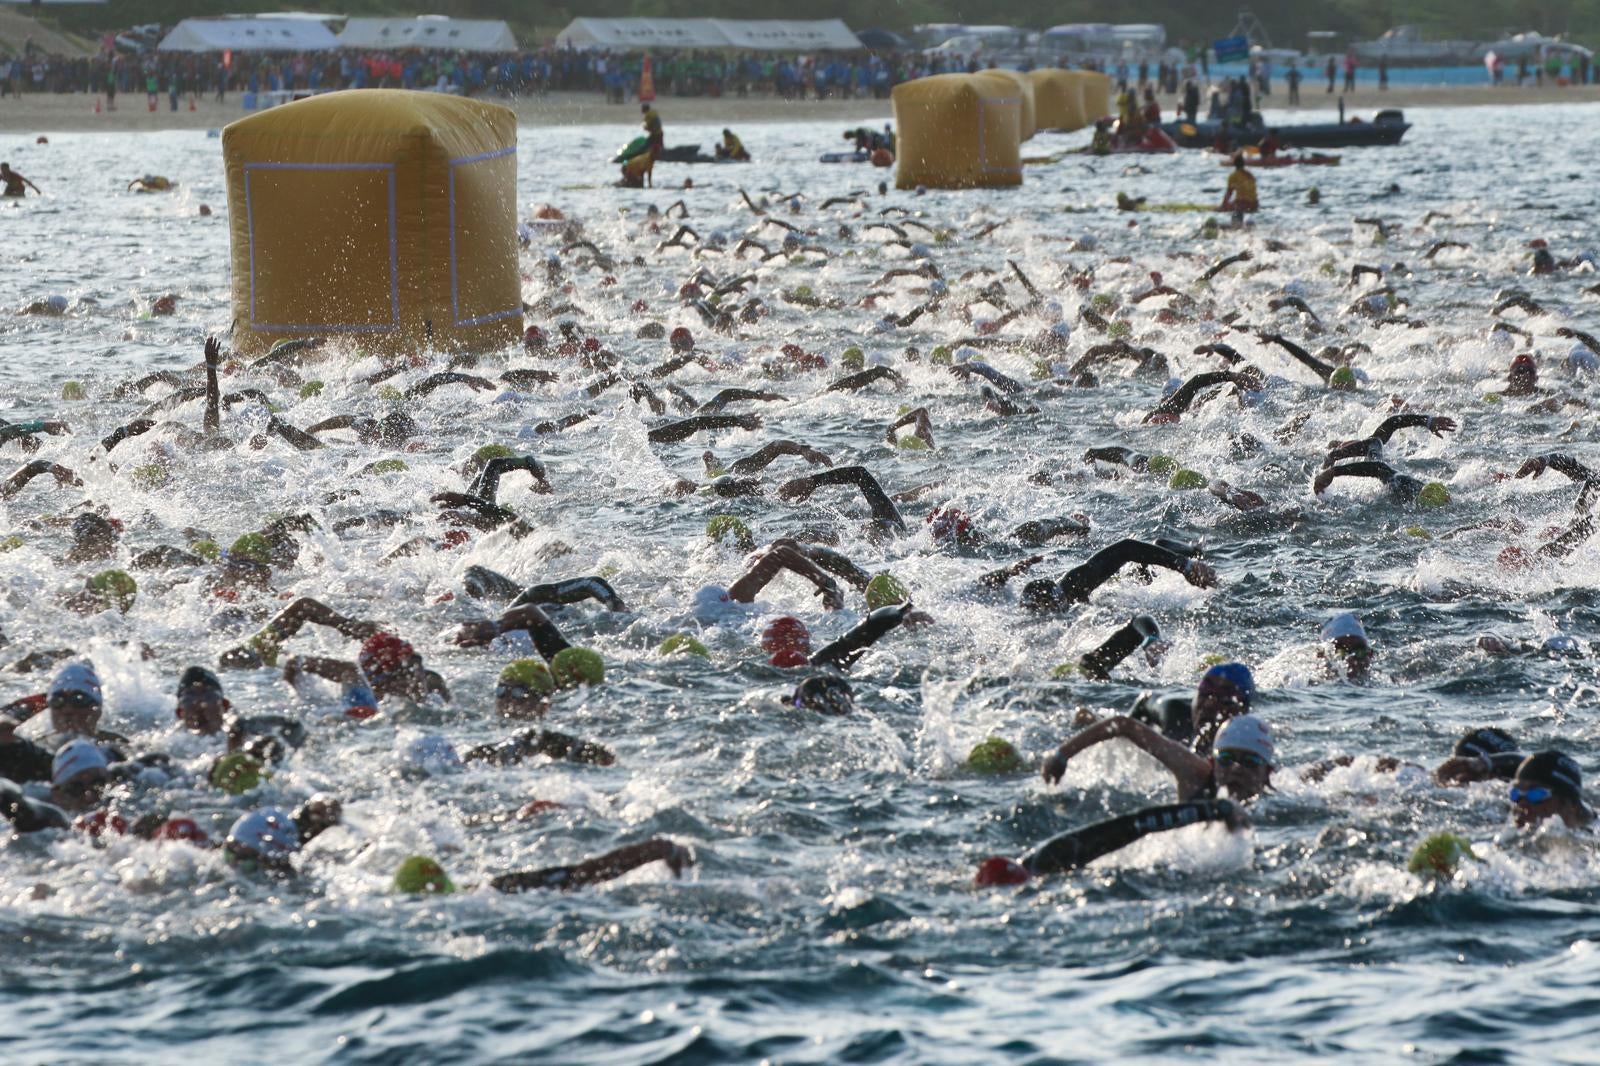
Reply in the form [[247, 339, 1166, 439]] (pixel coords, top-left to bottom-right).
[[1, 107, 1599, 1064]]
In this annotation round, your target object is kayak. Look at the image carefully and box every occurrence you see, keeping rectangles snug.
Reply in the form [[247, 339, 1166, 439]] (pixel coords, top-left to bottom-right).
[[1161, 109, 1411, 150], [611, 140, 744, 165], [820, 151, 872, 164]]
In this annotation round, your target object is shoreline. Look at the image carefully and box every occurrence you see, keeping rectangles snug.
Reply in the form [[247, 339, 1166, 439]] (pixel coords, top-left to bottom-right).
[[1, 83, 1597, 135]]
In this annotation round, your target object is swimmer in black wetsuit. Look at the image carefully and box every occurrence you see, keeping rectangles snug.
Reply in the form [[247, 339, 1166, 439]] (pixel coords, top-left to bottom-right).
[[974, 798, 1247, 885], [1514, 452, 1600, 558], [778, 464, 906, 538], [1015, 538, 1217, 614], [491, 838, 694, 892], [1042, 713, 1277, 804], [1322, 413, 1457, 468]]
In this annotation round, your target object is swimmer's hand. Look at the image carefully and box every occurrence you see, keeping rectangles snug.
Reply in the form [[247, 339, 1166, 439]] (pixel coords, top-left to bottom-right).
[[665, 842, 695, 878], [218, 644, 263, 669], [1427, 416, 1458, 438], [814, 577, 844, 610], [453, 620, 501, 647], [1183, 560, 1219, 588], [777, 474, 816, 502], [1217, 799, 1250, 832], [1311, 469, 1336, 496], [204, 336, 221, 367], [1041, 750, 1068, 786], [1515, 456, 1547, 480]]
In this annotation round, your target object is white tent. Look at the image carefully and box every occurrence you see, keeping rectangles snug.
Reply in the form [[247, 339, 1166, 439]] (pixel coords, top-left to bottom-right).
[[555, 18, 728, 51], [338, 17, 518, 53], [555, 17, 862, 52], [157, 17, 338, 52], [709, 20, 861, 51]]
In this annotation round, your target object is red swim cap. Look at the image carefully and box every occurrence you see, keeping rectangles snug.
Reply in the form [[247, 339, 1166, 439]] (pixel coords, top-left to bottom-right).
[[155, 817, 209, 845], [926, 506, 974, 544], [523, 325, 547, 350], [761, 616, 811, 656], [974, 857, 1030, 887], [358, 632, 415, 682], [75, 808, 129, 837], [1498, 545, 1533, 571], [1510, 354, 1537, 373], [769, 649, 810, 668], [670, 327, 695, 352]]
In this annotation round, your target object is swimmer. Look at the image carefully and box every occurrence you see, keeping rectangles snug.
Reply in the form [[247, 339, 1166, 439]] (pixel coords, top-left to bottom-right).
[[1319, 612, 1372, 678], [1312, 459, 1448, 507], [223, 797, 345, 875], [1015, 538, 1217, 614], [491, 838, 693, 892], [0, 162, 40, 198], [974, 798, 1247, 885], [1043, 712, 1277, 804], [778, 465, 906, 538], [1513, 452, 1600, 559], [1509, 752, 1595, 830], [1143, 368, 1264, 424], [127, 175, 175, 192], [1322, 413, 1458, 467], [1077, 614, 1165, 680], [809, 600, 931, 671], [1435, 727, 1526, 786]]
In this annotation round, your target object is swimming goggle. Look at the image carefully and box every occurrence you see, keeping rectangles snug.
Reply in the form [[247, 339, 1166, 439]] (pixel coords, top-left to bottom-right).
[[1509, 785, 1553, 805], [1216, 750, 1269, 769], [495, 684, 544, 702], [50, 690, 100, 709]]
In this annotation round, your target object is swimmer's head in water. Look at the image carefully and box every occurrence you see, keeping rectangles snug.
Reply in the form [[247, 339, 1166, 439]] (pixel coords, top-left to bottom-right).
[[212, 752, 268, 795], [670, 326, 695, 352], [52, 738, 109, 793], [87, 568, 137, 613], [224, 808, 298, 870], [1455, 726, 1519, 761], [524, 324, 547, 351], [1328, 366, 1358, 391], [705, 514, 755, 553], [865, 573, 908, 611], [551, 647, 605, 689], [1416, 481, 1450, 509], [359, 632, 417, 691], [1193, 662, 1254, 745], [792, 674, 854, 715], [761, 616, 811, 666], [399, 733, 462, 776], [926, 506, 977, 546], [1020, 579, 1065, 614], [1511, 750, 1592, 827], [1507, 353, 1538, 392], [394, 855, 456, 895], [1169, 469, 1207, 491], [974, 856, 1031, 887], [176, 665, 228, 734], [1320, 612, 1372, 675], [228, 532, 273, 567]]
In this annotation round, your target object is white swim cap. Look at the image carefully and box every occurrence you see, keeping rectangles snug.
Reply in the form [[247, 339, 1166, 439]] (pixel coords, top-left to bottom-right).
[[51, 738, 108, 788], [1214, 715, 1276, 766], [399, 733, 462, 774]]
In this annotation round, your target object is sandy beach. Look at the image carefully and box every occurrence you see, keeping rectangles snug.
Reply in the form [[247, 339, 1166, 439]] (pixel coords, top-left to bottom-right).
[[3, 81, 1598, 135]]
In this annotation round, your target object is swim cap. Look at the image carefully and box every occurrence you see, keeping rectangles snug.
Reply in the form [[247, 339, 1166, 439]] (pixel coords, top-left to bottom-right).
[[88, 569, 137, 612], [670, 326, 695, 352], [1328, 366, 1358, 390], [926, 506, 974, 545], [341, 682, 379, 720], [48, 660, 102, 707], [394, 855, 456, 895], [1515, 751, 1585, 803], [1567, 345, 1600, 373], [974, 856, 1031, 887], [692, 584, 733, 621], [550, 647, 605, 688], [658, 633, 711, 658], [228, 533, 272, 566], [298, 380, 324, 399], [1416, 482, 1450, 509], [864, 573, 908, 611], [211, 752, 266, 795], [967, 737, 1026, 774], [761, 616, 811, 658], [191, 538, 221, 562], [792, 674, 854, 715], [1509, 353, 1537, 377], [1454, 727, 1518, 761], [1145, 454, 1178, 476], [470, 444, 515, 469], [840, 346, 865, 371], [1020, 579, 1063, 614], [1319, 613, 1368, 644], [1197, 662, 1255, 709], [1214, 714, 1275, 766], [498, 659, 555, 694], [1168, 469, 1207, 491], [1498, 545, 1530, 569], [61, 380, 86, 400], [896, 435, 930, 451], [1407, 832, 1476, 879], [225, 808, 298, 864], [358, 632, 415, 684], [178, 665, 223, 696], [929, 345, 953, 366], [52, 738, 108, 788], [369, 458, 408, 475], [705, 514, 754, 552], [154, 817, 209, 845], [399, 734, 462, 775]]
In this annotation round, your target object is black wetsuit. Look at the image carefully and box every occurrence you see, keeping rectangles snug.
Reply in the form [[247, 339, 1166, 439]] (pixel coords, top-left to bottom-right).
[[810, 603, 918, 671], [1021, 799, 1235, 876]]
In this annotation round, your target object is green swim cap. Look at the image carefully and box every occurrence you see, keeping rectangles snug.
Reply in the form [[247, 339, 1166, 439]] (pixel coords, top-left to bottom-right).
[[88, 569, 137, 612], [131, 463, 168, 490], [967, 736, 1026, 775], [1199, 653, 1228, 669], [1146, 454, 1178, 476], [1031, 359, 1055, 380], [498, 658, 555, 694], [229, 532, 272, 566], [1091, 293, 1117, 313], [190, 538, 221, 563], [840, 346, 865, 371], [0, 535, 21, 553], [1482, 392, 1503, 405], [1417, 482, 1450, 509], [551, 647, 605, 689], [1169, 469, 1208, 491], [1328, 366, 1358, 390], [394, 855, 456, 895], [297, 380, 324, 399], [1107, 320, 1132, 340], [61, 381, 86, 400], [596, 563, 621, 580], [369, 458, 408, 475], [1050, 662, 1080, 678], [211, 752, 265, 795], [896, 434, 930, 451], [377, 385, 403, 403], [471, 444, 515, 468], [1407, 832, 1477, 880], [1404, 525, 1432, 540], [865, 573, 908, 611], [929, 345, 954, 366], [658, 633, 710, 658], [705, 514, 754, 552]]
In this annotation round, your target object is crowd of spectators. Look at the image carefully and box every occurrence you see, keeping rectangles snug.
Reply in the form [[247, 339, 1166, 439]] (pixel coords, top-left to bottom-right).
[[0, 36, 1086, 105]]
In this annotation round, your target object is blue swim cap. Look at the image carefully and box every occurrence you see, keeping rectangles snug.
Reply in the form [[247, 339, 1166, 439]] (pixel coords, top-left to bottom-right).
[[1198, 662, 1255, 708]]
